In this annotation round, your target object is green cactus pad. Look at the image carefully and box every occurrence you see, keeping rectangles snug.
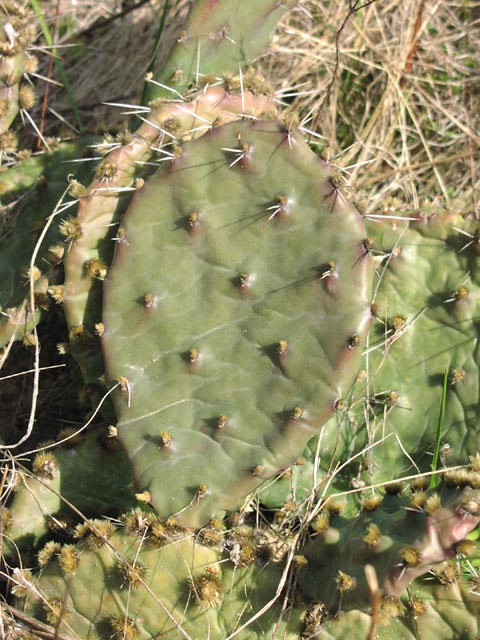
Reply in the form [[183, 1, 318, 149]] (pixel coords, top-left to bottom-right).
[[343, 213, 480, 488], [102, 120, 372, 526], [0, 139, 96, 347], [147, 0, 295, 100], [3, 429, 137, 559], [17, 527, 302, 640]]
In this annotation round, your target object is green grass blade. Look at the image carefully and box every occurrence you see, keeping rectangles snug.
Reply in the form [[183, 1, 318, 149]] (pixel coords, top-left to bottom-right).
[[429, 366, 449, 488]]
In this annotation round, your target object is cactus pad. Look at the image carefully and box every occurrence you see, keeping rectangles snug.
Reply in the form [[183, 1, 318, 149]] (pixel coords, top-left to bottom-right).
[[3, 429, 137, 560], [337, 212, 480, 492], [147, 0, 295, 100], [102, 120, 372, 526], [15, 479, 480, 639]]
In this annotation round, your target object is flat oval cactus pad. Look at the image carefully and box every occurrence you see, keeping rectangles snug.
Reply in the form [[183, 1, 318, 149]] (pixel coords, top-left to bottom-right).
[[102, 120, 372, 526]]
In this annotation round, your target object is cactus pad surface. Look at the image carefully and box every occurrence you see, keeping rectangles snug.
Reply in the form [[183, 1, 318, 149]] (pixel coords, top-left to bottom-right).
[[147, 0, 295, 100], [102, 120, 371, 526], [327, 212, 480, 496]]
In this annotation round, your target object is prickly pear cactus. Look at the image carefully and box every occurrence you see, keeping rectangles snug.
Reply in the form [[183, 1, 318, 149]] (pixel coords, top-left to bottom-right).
[[2, 429, 136, 561], [146, 0, 296, 100], [12, 474, 480, 639], [325, 211, 480, 499], [4, 2, 479, 639], [101, 119, 372, 526]]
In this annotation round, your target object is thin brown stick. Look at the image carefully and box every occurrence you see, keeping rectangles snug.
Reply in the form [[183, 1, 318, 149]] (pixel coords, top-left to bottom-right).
[[1, 603, 74, 640], [309, 0, 378, 138], [399, 0, 426, 88], [36, 0, 62, 150], [365, 565, 381, 640]]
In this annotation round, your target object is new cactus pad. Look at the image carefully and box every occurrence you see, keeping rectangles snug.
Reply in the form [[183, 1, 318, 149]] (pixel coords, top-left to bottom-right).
[[144, 0, 296, 101]]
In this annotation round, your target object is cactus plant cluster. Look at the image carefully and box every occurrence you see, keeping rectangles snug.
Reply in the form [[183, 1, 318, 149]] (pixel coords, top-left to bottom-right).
[[7, 463, 480, 639], [1, 1, 479, 639]]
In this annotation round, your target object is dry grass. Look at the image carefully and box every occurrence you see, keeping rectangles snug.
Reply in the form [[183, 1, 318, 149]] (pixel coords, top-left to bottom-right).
[[33, 0, 480, 208], [266, 0, 479, 213], [31, 0, 190, 134]]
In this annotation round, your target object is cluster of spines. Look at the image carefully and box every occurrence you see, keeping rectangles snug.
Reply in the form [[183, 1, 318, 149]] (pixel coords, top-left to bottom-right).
[[27, 505, 266, 583]]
